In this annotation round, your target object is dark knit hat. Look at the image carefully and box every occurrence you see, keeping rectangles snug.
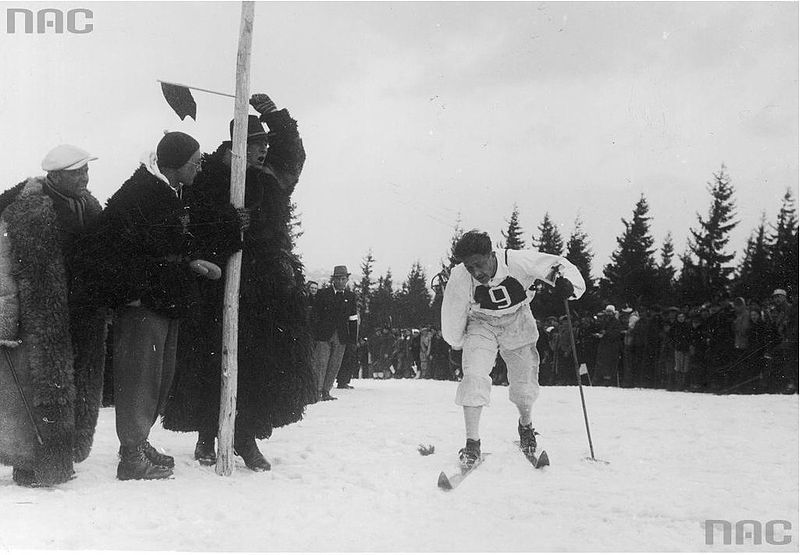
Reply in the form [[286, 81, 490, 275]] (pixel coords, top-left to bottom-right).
[[157, 131, 200, 169], [229, 115, 268, 142]]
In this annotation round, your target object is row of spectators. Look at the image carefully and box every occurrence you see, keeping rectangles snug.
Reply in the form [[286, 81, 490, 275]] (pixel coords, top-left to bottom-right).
[[341, 289, 797, 395]]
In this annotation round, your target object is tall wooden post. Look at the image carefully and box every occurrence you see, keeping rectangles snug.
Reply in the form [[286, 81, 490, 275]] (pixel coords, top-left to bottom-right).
[[216, 0, 255, 476]]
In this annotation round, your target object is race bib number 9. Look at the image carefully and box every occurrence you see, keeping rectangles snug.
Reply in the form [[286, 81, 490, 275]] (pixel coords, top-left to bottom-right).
[[474, 276, 527, 311], [488, 286, 512, 309]]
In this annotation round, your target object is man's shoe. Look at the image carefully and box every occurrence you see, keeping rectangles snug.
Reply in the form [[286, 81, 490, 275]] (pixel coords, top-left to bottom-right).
[[518, 421, 539, 457], [194, 440, 217, 466], [336, 384, 354, 390], [117, 444, 173, 481], [458, 438, 481, 469], [234, 436, 271, 472], [141, 440, 175, 468], [321, 392, 337, 401]]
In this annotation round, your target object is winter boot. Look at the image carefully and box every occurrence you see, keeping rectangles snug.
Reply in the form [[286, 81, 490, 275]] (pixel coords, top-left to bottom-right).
[[141, 440, 174, 468], [234, 434, 271, 472], [194, 430, 217, 466], [12, 467, 36, 487], [518, 421, 539, 458], [117, 443, 173, 481], [458, 438, 481, 469]]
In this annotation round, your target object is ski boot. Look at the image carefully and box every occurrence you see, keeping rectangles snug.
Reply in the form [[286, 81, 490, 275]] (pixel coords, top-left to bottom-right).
[[458, 438, 481, 470], [518, 421, 539, 458]]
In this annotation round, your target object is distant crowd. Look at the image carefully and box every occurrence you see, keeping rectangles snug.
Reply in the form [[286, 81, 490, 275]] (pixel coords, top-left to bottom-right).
[[331, 289, 798, 396]]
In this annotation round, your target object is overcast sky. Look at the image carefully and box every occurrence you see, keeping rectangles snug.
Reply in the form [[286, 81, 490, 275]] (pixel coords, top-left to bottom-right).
[[0, 1, 797, 284]]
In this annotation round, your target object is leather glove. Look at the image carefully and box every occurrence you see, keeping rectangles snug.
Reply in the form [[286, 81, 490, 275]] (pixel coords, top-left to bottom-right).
[[249, 93, 277, 115], [236, 207, 251, 232], [189, 259, 222, 280], [552, 277, 574, 300]]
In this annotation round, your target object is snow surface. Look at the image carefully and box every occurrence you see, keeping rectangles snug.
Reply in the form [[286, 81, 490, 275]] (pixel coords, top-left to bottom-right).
[[0, 380, 797, 552]]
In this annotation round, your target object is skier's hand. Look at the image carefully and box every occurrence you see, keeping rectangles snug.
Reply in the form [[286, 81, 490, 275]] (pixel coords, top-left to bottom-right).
[[552, 277, 574, 300], [0, 339, 21, 348], [189, 259, 222, 280], [250, 93, 277, 115]]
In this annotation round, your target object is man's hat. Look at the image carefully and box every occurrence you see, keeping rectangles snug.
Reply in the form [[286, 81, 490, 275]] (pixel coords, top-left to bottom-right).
[[41, 144, 97, 171], [229, 115, 268, 142], [331, 265, 350, 278], [773, 288, 787, 297]]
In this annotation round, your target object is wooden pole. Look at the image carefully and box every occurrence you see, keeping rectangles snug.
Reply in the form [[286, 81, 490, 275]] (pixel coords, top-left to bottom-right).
[[216, 0, 254, 476]]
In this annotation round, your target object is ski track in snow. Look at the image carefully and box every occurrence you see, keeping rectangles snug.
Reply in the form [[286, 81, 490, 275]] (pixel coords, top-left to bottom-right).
[[0, 381, 796, 552]]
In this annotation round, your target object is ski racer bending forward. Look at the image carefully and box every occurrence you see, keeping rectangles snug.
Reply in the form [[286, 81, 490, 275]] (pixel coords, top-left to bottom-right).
[[441, 230, 585, 468]]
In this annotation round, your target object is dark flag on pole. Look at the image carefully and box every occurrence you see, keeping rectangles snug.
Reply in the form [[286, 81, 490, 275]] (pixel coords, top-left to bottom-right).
[[161, 82, 197, 121]]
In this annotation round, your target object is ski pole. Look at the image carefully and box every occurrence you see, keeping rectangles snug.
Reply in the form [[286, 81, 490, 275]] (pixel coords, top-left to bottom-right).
[[2, 345, 44, 445], [563, 299, 597, 461]]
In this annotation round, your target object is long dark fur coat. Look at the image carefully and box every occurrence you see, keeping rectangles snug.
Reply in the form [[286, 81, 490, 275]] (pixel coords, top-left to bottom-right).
[[162, 109, 316, 438], [0, 177, 106, 485]]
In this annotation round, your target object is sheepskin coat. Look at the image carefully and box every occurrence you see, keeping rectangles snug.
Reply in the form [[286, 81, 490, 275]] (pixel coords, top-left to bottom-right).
[[162, 108, 316, 438], [0, 177, 107, 485], [82, 166, 201, 318]]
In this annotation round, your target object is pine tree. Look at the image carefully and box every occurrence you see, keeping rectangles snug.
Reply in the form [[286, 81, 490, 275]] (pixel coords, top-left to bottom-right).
[[565, 216, 593, 287], [395, 261, 432, 328], [437, 215, 464, 285], [734, 214, 773, 301], [368, 270, 395, 330], [684, 164, 739, 301], [357, 250, 376, 333], [501, 204, 526, 250], [599, 194, 659, 307], [532, 212, 564, 255], [768, 188, 799, 295], [655, 232, 676, 304]]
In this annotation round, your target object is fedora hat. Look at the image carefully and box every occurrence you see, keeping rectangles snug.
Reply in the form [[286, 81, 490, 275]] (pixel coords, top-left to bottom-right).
[[331, 265, 350, 278], [229, 115, 268, 142]]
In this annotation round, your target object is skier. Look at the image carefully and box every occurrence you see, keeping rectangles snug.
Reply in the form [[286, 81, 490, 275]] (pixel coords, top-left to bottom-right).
[[441, 229, 585, 468]]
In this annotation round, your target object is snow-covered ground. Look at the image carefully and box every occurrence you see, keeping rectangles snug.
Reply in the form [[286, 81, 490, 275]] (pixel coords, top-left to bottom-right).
[[0, 380, 797, 552]]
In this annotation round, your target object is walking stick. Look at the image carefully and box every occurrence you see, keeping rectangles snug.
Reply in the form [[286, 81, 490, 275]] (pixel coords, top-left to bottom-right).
[[2, 345, 43, 445], [563, 300, 606, 463]]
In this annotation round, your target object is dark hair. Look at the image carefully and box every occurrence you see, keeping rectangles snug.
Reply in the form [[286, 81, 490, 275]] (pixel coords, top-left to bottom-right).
[[454, 229, 492, 261]]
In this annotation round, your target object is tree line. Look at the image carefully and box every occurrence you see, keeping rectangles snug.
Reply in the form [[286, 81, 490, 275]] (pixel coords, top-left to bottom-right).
[[326, 164, 798, 336]]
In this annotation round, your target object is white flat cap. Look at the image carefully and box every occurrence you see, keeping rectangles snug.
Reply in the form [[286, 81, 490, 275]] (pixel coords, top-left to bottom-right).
[[41, 144, 98, 171]]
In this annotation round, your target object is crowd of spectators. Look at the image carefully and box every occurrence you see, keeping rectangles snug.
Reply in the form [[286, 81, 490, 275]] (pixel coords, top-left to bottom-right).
[[344, 288, 798, 396]]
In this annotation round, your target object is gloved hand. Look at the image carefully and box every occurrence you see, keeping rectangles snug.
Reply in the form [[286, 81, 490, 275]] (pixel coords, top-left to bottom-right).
[[552, 277, 574, 300], [0, 339, 21, 348], [250, 93, 277, 115], [189, 259, 222, 280], [235, 207, 251, 232]]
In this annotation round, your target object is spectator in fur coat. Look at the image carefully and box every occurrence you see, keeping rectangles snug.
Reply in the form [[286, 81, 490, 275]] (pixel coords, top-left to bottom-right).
[[82, 132, 221, 481], [0, 145, 107, 487], [161, 93, 316, 472]]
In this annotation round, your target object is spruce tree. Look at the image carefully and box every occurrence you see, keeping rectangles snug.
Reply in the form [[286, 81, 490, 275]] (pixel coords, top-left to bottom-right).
[[685, 164, 739, 300], [358, 250, 376, 333], [655, 232, 676, 304], [600, 194, 659, 307], [532, 212, 564, 255], [438, 216, 464, 284], [369, 270, 395, 330], [734, 214, 772, 301], [501, 204, 526, 250], [396, 261, 432, 328], [769, 188, 799, 294], [565, 216, 593, 287]]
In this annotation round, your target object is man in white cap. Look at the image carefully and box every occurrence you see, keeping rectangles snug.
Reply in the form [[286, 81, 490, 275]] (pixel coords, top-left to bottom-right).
[[0, 145, 107, 487]]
